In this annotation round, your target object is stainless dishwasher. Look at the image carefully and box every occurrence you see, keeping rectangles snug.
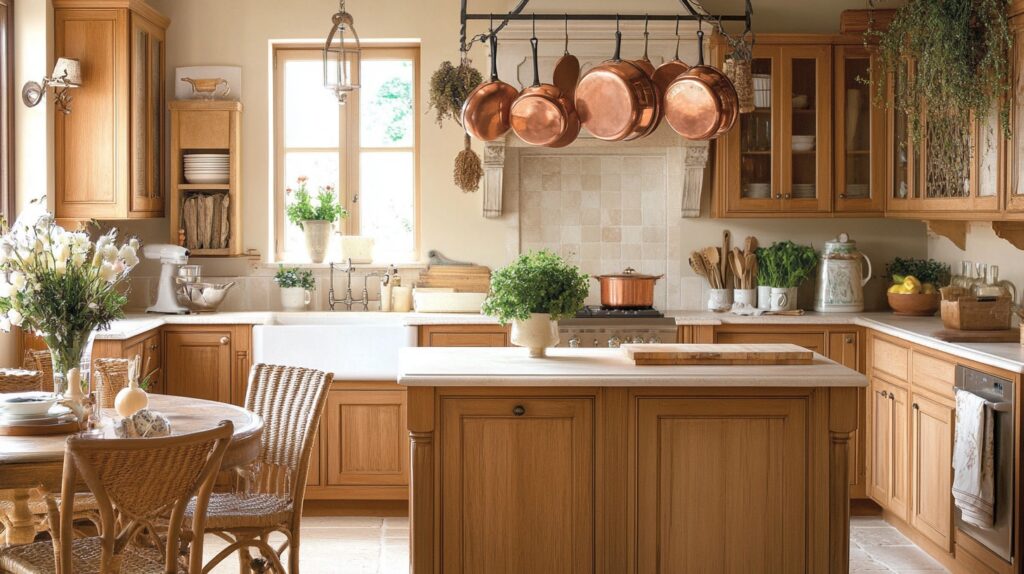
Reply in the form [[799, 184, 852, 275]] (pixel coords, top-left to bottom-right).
[[954, 365, 1015, 562]]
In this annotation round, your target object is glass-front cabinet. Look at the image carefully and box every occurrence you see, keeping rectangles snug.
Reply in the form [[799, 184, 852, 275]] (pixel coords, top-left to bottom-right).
[[1007, 17, 1024, 213], [715, 41, 832, 216], [834, 45, 884, 214]]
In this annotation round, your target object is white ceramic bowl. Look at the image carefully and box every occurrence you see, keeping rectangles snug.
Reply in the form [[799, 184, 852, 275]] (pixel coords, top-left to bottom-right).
[[792, 94, 809, 109], [791, 136, 815, 152], [0, 392, 59, 417]]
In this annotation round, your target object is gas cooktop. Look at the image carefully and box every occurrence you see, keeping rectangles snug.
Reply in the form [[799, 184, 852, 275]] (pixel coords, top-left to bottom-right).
[[574, 306, 665, 319]]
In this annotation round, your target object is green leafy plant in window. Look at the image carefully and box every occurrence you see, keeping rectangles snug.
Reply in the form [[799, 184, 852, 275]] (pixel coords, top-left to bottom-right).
[[482, 250, 590, 324], [285, 176, 348, 230]]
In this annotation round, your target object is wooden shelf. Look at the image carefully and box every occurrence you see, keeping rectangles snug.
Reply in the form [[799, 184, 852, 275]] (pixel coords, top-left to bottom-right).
[[741, 150, 772, 155], [177, 183, 230, 191]]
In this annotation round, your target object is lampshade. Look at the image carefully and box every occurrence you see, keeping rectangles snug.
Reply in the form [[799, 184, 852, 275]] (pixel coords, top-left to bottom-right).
[[50, 58, 81, 86], [323, 1, 361, 105]]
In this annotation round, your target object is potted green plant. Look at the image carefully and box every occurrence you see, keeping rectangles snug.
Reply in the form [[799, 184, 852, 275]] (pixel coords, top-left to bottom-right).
[[755, 241, 818, 311], [285, 176, 348, 263], [482, 250, 589, 357], [274, 265, 315, 311], [885, 258, 950, 316]]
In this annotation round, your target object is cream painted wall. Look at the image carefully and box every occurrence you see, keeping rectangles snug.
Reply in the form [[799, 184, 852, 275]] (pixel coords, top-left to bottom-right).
[[928, 223, 1024, 304]]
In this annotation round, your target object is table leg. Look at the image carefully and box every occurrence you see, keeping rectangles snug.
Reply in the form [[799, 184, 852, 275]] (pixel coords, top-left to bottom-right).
[[3, 489, 37, 545]]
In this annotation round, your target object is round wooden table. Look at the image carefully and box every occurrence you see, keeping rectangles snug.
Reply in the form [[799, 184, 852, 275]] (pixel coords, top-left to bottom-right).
[[0, 394, 263, 545]]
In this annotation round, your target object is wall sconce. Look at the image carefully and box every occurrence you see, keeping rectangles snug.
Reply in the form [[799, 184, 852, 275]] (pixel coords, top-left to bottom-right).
[[22, 58, 82, 114]]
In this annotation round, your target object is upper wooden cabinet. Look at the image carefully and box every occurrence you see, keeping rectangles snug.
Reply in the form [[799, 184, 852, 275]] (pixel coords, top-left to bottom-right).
[[1006, 11, 1024, 214], [834, 45, 886, 214], [53, 0, 168, 221]]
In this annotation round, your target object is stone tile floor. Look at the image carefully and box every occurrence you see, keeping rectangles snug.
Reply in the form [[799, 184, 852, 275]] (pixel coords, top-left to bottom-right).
[[851, 516, 948, 573], [202, 515, 947, 573]]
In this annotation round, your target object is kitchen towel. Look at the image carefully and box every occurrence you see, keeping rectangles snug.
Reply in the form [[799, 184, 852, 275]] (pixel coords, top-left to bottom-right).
[[952, 389, 995, 528]]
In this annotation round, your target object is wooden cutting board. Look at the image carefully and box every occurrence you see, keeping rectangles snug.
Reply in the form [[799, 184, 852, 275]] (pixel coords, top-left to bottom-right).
[[931, 329, 1020, 343], [417, 265, 491, 293], [621, 343, 815, 366], [0, 418, 80, 436]]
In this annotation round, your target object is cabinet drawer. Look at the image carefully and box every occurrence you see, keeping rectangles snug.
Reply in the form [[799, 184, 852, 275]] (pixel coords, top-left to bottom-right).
[[911, 352, 955, 400], [872, 336, 909, 382], [715, 331, 825, 354]]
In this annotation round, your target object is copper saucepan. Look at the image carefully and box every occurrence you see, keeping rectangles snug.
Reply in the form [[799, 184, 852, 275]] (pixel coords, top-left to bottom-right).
[[596, 268, 664, 309], [652, 19, 690, 98], [631, 25, 663, 137], [462, 34, 519, 142], [575, 30, 659, 142], [664, 28, 739, 140], [510, 36, 578, 147]]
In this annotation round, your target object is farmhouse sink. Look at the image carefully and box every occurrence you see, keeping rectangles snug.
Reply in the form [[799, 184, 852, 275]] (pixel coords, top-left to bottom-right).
[[252, 313, 416, 380]]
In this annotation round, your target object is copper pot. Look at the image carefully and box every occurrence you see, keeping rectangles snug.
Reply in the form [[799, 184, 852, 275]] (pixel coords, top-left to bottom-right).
[[463, 35, 519, 142], [510, 37, 577, 147], [597, 268, 664, 309], [574, 31, 659, 142], [664, 29, 739, 140]]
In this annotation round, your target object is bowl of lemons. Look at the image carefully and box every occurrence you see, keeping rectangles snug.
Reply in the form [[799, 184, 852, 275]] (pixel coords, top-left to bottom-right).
[[887, 275, 941, 316]]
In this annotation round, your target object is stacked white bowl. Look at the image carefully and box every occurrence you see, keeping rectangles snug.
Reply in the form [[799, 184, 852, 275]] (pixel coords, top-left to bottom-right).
[[184, 154, 229, 184]]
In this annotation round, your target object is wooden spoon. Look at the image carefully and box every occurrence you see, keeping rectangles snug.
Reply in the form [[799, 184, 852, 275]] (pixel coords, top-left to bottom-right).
[[702, 247, 722, 288], [689, 252, 709, 280], [745, 252, 758, 290], [722, 230, 732, 289]]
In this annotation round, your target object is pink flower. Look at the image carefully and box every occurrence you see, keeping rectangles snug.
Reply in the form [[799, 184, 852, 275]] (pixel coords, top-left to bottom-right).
[[297, 176, 308, 184], [285, 187, 293, 195]]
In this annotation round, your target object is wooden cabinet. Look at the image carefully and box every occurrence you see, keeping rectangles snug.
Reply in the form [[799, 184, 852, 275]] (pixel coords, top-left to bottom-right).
[[909, 392, 954, 552], [440, 396, 593, 574], [1007, 10, 1024, 214], [53, 0, 168, 221], [162, 325, 251, 406], [635, 396, 809, 572], [168, 101, 244, 255], [868, 376, 909, 521], [714, 327, 825, 353], [320, 384, 409, 497], [834, 45, 886, 214], [713, 39, 833, 217], [89, 328, 162, 393], [418, 325, 509, 347]]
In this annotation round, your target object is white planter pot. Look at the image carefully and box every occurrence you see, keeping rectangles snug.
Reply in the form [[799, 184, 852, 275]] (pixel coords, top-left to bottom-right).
[[769, 287, 798, 312], [734, 288, 756, 308], [303, 220, 333, 264], [707, 288, 733, 312], [757, 286, 772, 310], [280, 287, 311, 312], [510, 313, 560, 358]]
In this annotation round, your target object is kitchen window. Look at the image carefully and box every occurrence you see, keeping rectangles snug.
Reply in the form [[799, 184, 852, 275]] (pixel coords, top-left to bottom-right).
[[0, 0, 12, 224], [273, 45, 419, 263]]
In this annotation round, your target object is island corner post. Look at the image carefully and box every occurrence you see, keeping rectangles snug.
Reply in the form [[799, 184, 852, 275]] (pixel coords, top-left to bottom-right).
[[403, 370, 862, 574]]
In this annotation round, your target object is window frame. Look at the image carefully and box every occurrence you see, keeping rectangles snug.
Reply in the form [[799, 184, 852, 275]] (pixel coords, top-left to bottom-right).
[[0, 0, 13, 224], [272, 43, 420, 263]]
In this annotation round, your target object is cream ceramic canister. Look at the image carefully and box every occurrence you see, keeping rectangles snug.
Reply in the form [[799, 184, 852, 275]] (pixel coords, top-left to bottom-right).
[[114, 355, 149, 417]]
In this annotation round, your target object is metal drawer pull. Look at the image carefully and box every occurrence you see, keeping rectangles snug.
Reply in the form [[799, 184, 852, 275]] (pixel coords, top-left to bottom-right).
[[512, 405, 526, 416]]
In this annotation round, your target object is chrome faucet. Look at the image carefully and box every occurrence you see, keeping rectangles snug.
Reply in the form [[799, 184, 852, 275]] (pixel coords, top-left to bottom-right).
[[327, 259, 386, 311]]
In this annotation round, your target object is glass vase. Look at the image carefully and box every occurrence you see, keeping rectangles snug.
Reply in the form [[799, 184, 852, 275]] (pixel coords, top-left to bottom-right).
[[42, 330, 95, 397]]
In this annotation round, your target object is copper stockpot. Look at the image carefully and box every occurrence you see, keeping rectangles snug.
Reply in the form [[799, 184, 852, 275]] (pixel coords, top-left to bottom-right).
[[574, 31, 659, 142], [462, 35, 519, 142], [510, 37, 578, 147], [664, 29, 739, 140], [596, 268, 664, 309]]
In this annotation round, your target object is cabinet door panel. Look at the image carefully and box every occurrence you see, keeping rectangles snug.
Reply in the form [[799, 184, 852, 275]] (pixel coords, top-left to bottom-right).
[[163, 331, 232, 403], [910, 393, 954, 551], [889, 383, 910, 521], [830, 332, 864, 491], [715, 330, 825, 354], [441, 397, 593, 574], [325, 389, 408, 486], [780, 45, 832, 213], [868, 378, 892, 505], [834, 46, 885, 213], [428, 331, 507, 347], [129, 13, 164, 215], [724, 44, 780, 213], [636, 397, 808, 573]]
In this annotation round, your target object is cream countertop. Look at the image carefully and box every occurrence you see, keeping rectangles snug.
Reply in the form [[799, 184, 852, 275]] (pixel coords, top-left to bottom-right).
[[397, 347, 867, 388]]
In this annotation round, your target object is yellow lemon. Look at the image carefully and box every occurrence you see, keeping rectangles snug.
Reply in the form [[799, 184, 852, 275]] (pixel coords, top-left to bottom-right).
[[902, 276, 921, 294]]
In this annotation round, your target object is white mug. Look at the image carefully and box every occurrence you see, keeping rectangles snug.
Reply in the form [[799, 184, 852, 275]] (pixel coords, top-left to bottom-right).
[[707, 288, 733, 312], [734, 288, 756, 308], [769, 287, 796, 312], [757, 286, 772, 310], [281, 287, 311, 312]]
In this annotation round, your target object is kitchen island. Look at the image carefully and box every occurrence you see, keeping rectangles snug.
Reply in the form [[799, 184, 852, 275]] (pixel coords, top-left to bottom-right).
[[398, 347, 868, 574]]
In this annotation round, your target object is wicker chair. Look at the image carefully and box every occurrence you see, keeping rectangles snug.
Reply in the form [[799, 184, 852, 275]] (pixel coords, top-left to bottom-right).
[[0, 421, 234, 574], [93, 358, 130, 409], [186, 364, 332, 574], [0, 369, 42, 393], [22, 350, 54, 393]]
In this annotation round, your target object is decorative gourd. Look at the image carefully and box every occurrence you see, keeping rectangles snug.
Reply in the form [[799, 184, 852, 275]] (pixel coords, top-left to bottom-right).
[[114, 355, 149, 417]]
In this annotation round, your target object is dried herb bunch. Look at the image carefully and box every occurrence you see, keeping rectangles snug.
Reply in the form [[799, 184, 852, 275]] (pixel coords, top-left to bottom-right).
[[428, 54, 483, 128], [453, 134, 483, 193]]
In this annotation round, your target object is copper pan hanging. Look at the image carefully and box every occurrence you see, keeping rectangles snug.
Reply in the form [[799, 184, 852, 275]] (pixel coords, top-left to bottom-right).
[[574, 27, 658, 142], [510, 33, 577, 147], [631, 18, 663, 137], [652, 18, 690, 96], [664, 26, 738, 140], [462, 34, 519, 142], [552, 15, 580, 98]]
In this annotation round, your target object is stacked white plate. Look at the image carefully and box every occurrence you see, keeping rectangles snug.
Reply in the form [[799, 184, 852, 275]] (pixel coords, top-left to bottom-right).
[[747, 183, 771, 199], [0, 392, 73, 426], [792, 184, 816, 198], [184, 154, 230, 184], [846, 183, 870, 198]]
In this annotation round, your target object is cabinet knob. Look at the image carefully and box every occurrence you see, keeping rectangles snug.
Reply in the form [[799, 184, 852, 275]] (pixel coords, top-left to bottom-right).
[[784, 193, 792, 199], [844, 335, 854, 344], [149, 344, 159, 351], [219, 336, 230, 345], [512, 405, 526, 417], [877, 390, 886, 397], [775, 193, 782, 199], [912, 403, 919, 410], [839, 193, 848, 199]]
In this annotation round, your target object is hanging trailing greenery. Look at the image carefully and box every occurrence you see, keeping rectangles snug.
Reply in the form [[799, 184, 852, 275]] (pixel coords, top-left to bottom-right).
[[867, 0, 1013, 195], [427, 54, 483, 128]]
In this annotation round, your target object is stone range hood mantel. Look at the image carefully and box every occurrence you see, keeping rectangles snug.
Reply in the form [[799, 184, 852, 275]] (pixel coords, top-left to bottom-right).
[[482, 134, 710, 219]]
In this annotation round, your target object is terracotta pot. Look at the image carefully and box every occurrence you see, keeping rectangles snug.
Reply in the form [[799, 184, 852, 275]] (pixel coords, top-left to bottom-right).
[[510, 313, 559, 358], [888, 292, 940, 317], [596, 268, 663, 309]]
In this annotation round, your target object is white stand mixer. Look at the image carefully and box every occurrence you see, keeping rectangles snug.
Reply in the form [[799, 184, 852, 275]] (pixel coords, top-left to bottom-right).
[[144, 244, 191, 314]]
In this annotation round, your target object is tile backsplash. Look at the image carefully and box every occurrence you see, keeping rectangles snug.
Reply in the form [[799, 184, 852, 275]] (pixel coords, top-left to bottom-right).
[[519, 153, 674, 309]]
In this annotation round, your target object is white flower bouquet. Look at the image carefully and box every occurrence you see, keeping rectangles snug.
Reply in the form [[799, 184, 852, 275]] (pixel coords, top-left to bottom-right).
[[0, 212, 139, 395]]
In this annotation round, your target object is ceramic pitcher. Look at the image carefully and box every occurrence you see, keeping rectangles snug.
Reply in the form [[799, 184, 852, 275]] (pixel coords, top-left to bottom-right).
[[814, 232, 872, 313]]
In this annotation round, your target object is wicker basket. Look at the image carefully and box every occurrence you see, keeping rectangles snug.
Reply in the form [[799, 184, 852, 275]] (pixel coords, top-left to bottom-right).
[[940, 296, 1012, 331]]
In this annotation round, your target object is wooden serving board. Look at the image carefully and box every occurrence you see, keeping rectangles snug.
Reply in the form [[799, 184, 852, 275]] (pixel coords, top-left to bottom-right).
[[417, 265, 491, 293], [0, 418, 80, 436], [931, 329, 1020, 343], [621, 343, 815, 366]]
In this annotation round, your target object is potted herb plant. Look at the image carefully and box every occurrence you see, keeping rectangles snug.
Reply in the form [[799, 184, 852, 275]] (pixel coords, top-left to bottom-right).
[[0, 212, 139, 397], [274, 265, 315, 312], [285, 176, 348, 263], [482, 250, 589, 357], [885, 258, 950, 316], [755, 241, 818, 311]]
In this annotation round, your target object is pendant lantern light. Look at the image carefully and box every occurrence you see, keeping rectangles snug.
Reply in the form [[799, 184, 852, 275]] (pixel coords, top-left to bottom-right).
[[323, 0, 362, 104]]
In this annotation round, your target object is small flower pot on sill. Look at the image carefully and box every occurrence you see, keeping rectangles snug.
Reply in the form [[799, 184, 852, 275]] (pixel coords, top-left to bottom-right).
[[281, 287, 311, 312], [302, 220, 333, 264]]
